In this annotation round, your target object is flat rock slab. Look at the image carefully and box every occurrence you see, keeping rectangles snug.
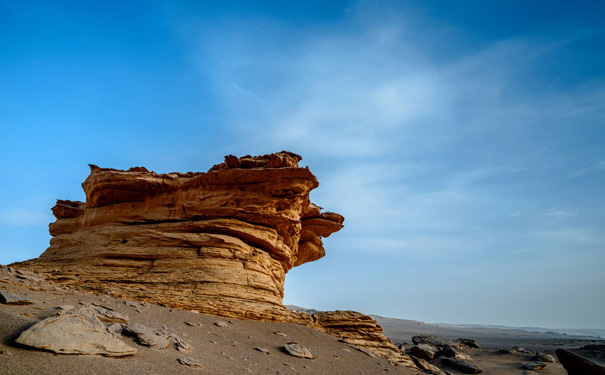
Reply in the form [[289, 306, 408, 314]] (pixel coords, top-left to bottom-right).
[[412, 356, 447, 375], [123, 322, 170, 349], [0, 290, 32, 305], [178, 357, 203, 369], [442, 357, 483, 374], [15, 314, 136, 356], [410, 343, 438, 360], [534, 352, 556, 363], [284, 342, 313, 359], [442, 344, 471, 360], [523, 361, 547, 370], [458, 338, 481, 349], [556, 348, 605, 375], [412, 335, 457, 349]]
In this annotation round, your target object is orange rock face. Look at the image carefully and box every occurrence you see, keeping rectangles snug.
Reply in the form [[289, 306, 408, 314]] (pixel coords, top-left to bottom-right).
[[21, 152, 343, 321]]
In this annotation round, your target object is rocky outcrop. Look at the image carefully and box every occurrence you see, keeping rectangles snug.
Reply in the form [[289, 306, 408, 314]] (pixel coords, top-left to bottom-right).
[[309, 311, 415, 367], [17, 152, 343, 322], [14, 152, 418, 370]]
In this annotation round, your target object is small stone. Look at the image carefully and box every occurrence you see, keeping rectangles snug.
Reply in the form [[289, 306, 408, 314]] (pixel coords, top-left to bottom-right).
[[512, 346, 535, 355], [178, 357, 203, 369], [215, 321, 229, 327], [533, 352, 556, 362], [411, 356, 447, 375], [348, 344, 375, 358], [0, 349, 13, 355], [442, 357, 482, 374], [283, 342, 313, 359], [273, 331, 288, 337], [122, 323, 170, 349], [255, 347, 271, 354], [166, 333, 191, 352], [107, 323, 125, 335], [523, 361, 547, 370], [185, 321, 202, 327], [458, 338, 481, 349], [0, 290, 32, 305], [397, 343, 405, 352]]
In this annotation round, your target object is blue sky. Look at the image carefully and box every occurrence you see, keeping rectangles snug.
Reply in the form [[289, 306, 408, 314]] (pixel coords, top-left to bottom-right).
[[1, 0, 604, 330]]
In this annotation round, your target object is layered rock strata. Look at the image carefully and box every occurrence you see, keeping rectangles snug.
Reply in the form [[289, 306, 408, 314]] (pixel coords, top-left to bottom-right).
[[19, 152, 344, 322], [312, 311, 415, 367]]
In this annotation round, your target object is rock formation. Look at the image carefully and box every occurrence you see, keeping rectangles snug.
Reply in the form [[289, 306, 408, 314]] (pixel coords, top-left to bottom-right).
[[15, 151, 416, 369], [18, 152, 343, 322]]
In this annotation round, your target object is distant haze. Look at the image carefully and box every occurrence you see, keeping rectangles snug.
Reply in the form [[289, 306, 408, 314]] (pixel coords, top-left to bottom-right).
[[1, 1, 604, 330]]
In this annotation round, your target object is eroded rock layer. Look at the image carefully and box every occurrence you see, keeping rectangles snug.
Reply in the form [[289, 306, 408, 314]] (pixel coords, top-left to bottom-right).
[[19, 152, 344, 321], [312, 311, 415, 367]]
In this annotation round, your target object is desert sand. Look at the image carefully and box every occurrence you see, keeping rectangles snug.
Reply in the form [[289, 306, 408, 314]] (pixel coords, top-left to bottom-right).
[[0, 266, 416, 375]]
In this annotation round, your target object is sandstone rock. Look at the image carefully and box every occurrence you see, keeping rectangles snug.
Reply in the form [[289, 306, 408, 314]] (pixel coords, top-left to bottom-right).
[[283, 342, 313, 359], [14, 269, 41, 282], [107, 323, 125, 335], [458, 338, 481, 349], [123, 322, 170, 349], [77, 305, 129, 324], [534, 352, 556, 363], [512, 346, 535, 355], [412, 335, 457, 349], [178, 357, 203, 369], [0, 290, 32, 305], [556, 347, 605, 375], [16, 152, 343, 322], [310, 310, 415, 368], [410, 343, 438, 360], [523, 361, 547, 370], [442, 344, 471, 360], [215, 321, 229, 327], [442, 357, 483, 374], [411, 356, 447, 375], [15, 313, 136, 356], [164, 332, 191, 352]]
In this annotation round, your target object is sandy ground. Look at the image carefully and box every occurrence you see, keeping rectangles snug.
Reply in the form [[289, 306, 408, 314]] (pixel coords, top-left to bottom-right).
[[0, 266, 418, 375], [3, 265, 602, 375]]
